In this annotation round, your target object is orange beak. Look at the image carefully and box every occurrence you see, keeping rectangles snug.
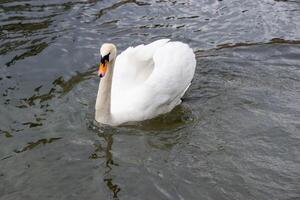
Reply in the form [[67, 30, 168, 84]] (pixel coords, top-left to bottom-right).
[[98, 61, 108, 78]]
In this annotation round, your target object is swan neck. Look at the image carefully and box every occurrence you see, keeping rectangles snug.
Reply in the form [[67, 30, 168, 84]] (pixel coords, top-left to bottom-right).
[[95, 59, 115, 124]]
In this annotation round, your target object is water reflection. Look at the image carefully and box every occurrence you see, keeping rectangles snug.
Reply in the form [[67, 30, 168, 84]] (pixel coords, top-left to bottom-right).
[[146, 130, 186, 150], [0, 67, 95, 140], [51, 69, 96, 97], [5, 41, 50, 67], [94, 0, 150, 20], [0, 129, 13, 138], [195, 38, 300, 56], [1, 0, 300, 199], [0, 0, 99, 66], [123, 105, 194, 131], [18, 68, 95, 108], [15, 68, 95, 129], [100, 132, 121, 199], [103, 178, 121, 199], [89, 123, 121, 199], [14, 137, 62, 153]]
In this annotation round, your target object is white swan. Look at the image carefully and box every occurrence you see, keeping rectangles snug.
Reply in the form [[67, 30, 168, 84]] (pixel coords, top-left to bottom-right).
[[95, 39, 196, 126]]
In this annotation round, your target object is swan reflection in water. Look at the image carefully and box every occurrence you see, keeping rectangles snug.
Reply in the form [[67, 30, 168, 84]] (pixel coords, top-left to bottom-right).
[[89, 104, 193, 199], [88, 123, 121, 199]]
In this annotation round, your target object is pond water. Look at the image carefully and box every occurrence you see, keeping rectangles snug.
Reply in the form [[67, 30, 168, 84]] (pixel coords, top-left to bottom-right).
[[1, 0, 300, 199]]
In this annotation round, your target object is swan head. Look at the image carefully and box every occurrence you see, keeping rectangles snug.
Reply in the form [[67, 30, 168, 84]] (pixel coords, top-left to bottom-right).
[[99, 43, 117, 78]]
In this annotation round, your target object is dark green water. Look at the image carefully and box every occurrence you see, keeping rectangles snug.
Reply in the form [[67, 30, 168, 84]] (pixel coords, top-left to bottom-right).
[[1, 0, 300, 199]]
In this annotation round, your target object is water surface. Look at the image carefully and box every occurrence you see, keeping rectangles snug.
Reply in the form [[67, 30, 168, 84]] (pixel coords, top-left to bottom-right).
[[1, 0, 300, 199]]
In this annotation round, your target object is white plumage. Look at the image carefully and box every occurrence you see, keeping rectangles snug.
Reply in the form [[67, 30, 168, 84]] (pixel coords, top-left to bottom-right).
[[95, 39, 196, 126]]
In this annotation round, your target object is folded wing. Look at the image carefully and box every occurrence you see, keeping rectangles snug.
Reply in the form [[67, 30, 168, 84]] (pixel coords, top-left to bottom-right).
[[111, 40, 196, 124]]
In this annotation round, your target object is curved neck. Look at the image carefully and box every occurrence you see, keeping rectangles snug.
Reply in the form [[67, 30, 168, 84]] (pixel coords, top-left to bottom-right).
[[95, 59, 115, 124]]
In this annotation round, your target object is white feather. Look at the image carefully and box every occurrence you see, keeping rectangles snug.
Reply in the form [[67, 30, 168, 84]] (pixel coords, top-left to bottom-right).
[[109, 39, 196, 125]]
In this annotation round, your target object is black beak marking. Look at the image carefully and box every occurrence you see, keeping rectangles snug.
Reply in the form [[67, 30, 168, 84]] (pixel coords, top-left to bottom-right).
[[100, 53, 110, 64]]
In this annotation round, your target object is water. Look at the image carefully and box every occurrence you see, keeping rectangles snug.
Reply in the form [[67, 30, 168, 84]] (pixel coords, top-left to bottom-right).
[[1, 0, 300, 199]]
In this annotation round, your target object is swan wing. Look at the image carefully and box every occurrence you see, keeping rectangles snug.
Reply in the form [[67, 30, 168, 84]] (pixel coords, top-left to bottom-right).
[[143, 41, 196, 113], [112, 39, 170, 91], [111, 41, 196, 124]]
